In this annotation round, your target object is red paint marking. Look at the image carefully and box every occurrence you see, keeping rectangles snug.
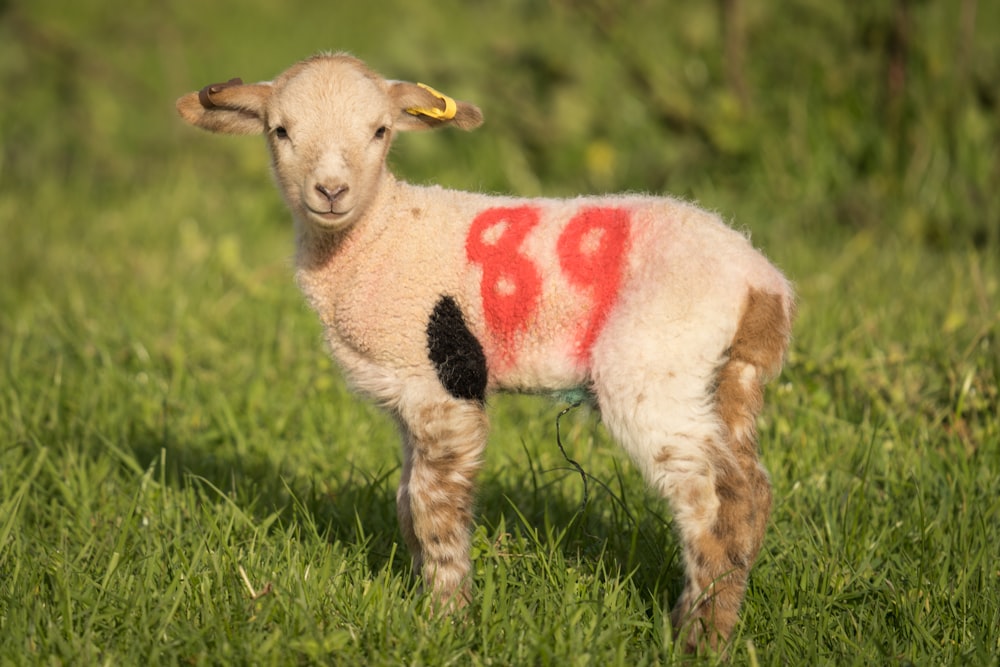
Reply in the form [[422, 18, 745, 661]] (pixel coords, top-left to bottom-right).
[[466, 204, 631, 368], [466, 206, 542, 361], [557, 207, 630, 360]]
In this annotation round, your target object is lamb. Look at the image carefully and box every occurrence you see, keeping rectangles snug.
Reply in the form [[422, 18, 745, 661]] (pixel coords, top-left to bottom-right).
[[176, 53, 794, 653]]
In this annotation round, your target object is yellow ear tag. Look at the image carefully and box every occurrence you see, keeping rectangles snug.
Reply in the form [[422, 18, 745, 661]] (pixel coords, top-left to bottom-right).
[[406, 83, 457, 121]]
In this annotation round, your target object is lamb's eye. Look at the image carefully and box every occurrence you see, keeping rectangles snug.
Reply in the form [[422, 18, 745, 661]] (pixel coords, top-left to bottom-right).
[[274, 126, 289, 139], [374, 126, 388, 140]]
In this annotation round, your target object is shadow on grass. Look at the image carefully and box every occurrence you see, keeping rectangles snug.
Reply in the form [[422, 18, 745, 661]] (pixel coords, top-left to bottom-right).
[[126, 422, 685, 609], [476, 460, 685, 600]]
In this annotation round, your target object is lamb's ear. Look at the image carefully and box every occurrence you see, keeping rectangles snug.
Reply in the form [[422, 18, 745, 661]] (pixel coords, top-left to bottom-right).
[[389, 81, 483, 132], [175, 78, 273, 135]]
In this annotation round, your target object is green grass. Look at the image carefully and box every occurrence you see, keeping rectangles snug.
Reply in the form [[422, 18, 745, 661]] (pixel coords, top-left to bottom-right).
[[2, 0, 999, 664]]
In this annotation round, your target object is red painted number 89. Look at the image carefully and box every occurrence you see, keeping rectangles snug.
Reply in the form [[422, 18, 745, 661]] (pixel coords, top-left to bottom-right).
[[466, 205, 630, 365]]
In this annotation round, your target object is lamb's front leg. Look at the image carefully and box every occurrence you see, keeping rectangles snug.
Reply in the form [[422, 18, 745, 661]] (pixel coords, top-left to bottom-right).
[[396, 398, 489, 607]]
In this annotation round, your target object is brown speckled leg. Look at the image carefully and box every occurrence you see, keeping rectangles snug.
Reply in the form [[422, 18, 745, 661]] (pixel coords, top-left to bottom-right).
[[396, 399, 488, 607]]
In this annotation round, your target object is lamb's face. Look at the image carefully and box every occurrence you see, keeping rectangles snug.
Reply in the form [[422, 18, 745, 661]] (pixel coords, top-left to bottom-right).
[[266, 60, 393, 231], [177, 54, 483, 231]]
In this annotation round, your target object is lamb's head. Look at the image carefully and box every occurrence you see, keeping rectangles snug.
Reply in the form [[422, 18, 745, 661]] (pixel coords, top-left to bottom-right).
[[176, 53, 483, 230]]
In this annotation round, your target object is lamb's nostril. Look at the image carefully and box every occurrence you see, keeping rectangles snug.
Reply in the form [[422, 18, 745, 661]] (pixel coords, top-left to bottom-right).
[[316, 183, 349, 203]]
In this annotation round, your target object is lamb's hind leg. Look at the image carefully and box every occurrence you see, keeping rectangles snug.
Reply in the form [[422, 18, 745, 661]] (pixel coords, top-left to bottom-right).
[[665, 289, 790, 650], [597, 377, 763, 653], [593, 289, 790, 653], [395, 396, 488, 608], [663, 430, 769, 654]]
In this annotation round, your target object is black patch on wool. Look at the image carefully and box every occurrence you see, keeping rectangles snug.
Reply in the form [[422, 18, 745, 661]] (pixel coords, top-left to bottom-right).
[[426, 295, 488, 403]]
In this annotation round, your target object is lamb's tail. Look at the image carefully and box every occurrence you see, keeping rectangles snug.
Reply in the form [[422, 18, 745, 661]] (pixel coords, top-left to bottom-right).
[[716, 288, 793, 455]]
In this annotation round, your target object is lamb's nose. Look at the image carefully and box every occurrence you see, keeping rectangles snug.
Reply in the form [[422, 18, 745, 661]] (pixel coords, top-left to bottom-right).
[[315, 183, 349, 203]]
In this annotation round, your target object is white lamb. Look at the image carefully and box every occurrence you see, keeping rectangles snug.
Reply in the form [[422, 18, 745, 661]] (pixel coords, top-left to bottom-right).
[[176, 53, 794, 653]]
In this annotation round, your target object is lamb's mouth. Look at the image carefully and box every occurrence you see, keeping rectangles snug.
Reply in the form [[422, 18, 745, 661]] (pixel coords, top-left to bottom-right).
[[307, 207, 354, 224]]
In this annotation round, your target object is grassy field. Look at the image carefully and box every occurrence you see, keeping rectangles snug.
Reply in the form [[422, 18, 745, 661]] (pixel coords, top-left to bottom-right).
[[2, 0, 998, 664]]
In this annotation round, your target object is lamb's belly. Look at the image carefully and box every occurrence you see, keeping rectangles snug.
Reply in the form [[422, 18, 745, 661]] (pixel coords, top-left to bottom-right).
[[489, 341, 589, 394]]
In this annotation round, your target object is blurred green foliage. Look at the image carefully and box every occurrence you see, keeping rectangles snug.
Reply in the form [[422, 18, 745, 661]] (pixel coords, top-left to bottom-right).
[[2, 0, 998, 248]]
